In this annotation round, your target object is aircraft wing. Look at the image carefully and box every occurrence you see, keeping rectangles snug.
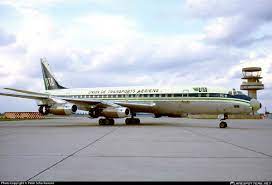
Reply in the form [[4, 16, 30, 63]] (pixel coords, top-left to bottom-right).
[[0, 92, 48, 100], [0, 89, 157, 113], [4, 88, 48, 96], [62, 97, 104, 107], [62, 98, 156, 112], [0, 91, 102, 106], [63, 97, 157, 112], [0, 90, 107, 107], [115, 102, 156, 113]]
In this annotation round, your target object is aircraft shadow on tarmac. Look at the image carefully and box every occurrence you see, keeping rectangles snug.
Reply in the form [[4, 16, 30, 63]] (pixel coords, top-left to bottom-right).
[[1, 119, 269, 130]]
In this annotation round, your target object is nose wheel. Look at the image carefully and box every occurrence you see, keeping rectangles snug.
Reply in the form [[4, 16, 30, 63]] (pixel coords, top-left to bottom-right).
[[219, 121, 227, 128], [218, 113, 228, 128]]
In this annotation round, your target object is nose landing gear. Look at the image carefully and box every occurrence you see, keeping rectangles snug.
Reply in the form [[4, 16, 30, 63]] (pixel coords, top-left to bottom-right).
[[219, 121, 227, 128], [219, 114, 228, 128]]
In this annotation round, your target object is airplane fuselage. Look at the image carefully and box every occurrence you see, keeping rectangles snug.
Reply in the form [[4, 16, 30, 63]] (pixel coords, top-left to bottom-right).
[[42, 86, 253, 116]]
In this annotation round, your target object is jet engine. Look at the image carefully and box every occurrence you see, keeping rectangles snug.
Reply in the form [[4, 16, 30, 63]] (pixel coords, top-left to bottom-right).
[[39, 103, 77, 115], [39, 105, 50, 115], [100, 107, 130, 118]]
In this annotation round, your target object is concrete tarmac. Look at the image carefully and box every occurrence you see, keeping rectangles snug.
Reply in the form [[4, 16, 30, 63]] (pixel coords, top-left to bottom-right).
[[0, 117, 272, 181]]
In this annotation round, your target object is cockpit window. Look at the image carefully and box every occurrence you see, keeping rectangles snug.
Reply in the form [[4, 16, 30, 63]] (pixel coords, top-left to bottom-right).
[[228, 89, 245, 96], [237, 91, 245, 95], [228, 90, 251, 101]]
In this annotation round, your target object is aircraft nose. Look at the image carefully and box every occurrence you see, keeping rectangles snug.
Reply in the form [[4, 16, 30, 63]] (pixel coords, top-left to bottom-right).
[[250, 99, 262, 111]]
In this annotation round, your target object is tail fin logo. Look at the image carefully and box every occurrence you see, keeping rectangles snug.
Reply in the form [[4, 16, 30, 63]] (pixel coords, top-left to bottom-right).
[[40, 58, 67, 90], [44, 77, 55, 88]]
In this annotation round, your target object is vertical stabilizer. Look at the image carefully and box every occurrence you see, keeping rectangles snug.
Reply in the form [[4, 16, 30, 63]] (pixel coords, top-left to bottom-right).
[[40, 58, 67, 90]]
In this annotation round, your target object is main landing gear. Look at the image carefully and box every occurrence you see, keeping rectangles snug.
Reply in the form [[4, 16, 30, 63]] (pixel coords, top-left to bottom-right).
[[96, 112, 141, 126], [125, 112, 140, 125], [98, 117, 140, 125], [219, 114, 228, 128], [125, 118, 140, 125], [99, 118, 115, 125]]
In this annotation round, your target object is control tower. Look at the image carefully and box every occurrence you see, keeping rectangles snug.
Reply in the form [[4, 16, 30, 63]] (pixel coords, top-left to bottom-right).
[[240, 67, 264, 99]]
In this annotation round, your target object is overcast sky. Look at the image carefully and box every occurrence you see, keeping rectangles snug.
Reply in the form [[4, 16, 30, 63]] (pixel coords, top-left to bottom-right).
[[0, 0, 271, 113]]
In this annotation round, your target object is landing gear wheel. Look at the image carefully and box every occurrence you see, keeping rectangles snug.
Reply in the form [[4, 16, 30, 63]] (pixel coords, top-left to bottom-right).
[[99, 118, 115, 126], [125, 118, 140, 125], [99, 118, 104, 125], [89, 109, 99, 118], [219, 121, 227, 128], [125, 118, 130, 125], [135, 118, 140, 124], [108, 118, 115, 125]]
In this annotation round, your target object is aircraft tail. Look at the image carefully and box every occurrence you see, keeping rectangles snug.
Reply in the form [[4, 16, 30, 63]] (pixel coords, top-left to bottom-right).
[[40, 58, 67, 90]]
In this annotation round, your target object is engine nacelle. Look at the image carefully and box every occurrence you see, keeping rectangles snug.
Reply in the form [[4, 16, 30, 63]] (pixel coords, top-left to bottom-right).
[[39, 104, 77, 115], [39, 105, 50, 115], [50, 103, 78, 115], [100, 107, 130, 118]]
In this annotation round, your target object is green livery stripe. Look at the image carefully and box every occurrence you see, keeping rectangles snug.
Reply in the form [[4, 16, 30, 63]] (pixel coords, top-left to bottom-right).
[[96, 97, 250, 104]]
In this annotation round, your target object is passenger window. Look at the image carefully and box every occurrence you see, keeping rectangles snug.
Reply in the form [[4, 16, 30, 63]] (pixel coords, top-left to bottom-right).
[[234, 105, 240, 108], [150, 94, 154, 97], [200, 93, 207, 97], [210, 93, 220, 97], [144, 94, 148, 97], [174, 94, 182, 97], [189, 93, 198, 97], [118, 95, 122, 98], [161, 94, 166, 97], [155, 94, 160, 97]]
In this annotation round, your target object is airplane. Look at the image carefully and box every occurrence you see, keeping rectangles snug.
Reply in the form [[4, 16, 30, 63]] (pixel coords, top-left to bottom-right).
[[0, 58, 262, 128]]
